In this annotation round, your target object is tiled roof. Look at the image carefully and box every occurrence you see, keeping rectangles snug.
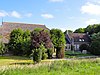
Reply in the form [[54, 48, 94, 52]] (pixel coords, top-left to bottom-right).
[[0, 22, 48, 43], [3, 22, 48, 32], [66, 33, 91, 42]]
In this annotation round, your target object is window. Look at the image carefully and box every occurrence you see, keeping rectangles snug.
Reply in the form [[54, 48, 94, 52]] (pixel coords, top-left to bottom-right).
[[79, 38, 84, 42], [82, 39, 84, 41], [79, 39, 82, 41]]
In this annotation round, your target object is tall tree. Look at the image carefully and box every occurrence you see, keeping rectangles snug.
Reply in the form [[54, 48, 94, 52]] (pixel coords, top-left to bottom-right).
[[74, 28, 85, 33], [89, 32, 100, 55], [85, 24, 100, 35], [31, 28, 53, 62], [50, 29, 66, 58], [22, 30, 31, 56], [8, 28, 31, 56]]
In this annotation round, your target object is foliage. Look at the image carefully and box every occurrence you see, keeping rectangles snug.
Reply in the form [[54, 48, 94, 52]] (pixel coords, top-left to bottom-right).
[[90, 41, 100, 55], [91, 32, 100, 41], [50, 29, 66, 58], [79, 44, 89, 52], [74, 28, 85, 33], [85, 24, 100, 35], [40, 44, 48, 60], [0, 42, 6, 56], [31, 28, 53, 49], [74, 24, 100, 35], [22, 30, 31, 56], [8, 28, 31, 56], [89, 32, 100, 55], [32, 48, 42, 63], [47, 48, 54, 59], [50, 29, 65, 48], [31, 28, 53, 62]]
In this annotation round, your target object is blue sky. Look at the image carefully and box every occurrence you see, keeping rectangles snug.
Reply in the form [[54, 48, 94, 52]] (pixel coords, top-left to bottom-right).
[[0, 0, 100, 31]]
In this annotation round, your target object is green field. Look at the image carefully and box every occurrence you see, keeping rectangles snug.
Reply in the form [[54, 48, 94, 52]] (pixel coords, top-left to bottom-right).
[[0, 56, 100, 75]]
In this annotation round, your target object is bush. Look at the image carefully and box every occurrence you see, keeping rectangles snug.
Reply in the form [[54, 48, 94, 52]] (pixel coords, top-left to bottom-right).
[[32, 48, 42, 63], [0, 42, 6, 56], [32, 44, 48, 63], [79, 44, 89, 52], [31, 28, 54, 60], [89, 41, 100, 55], [89, 32, 100, 55], [40, 44, 48, 60]]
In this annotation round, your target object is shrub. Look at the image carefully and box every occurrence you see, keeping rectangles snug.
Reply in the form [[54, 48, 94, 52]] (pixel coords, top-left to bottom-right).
[[89, 41, 100, 55], [0, 42, 6, 56], [89, 32, 100, 55], [79, 44, 89, 52], [32, 44, 48, 63], [31, 28, 54, 60], [32, 48, 42, 63], [40, 44, 48, 60]]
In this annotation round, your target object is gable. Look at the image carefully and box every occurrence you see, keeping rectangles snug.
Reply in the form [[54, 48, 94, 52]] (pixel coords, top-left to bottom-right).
[[66, 33, 91, 43]]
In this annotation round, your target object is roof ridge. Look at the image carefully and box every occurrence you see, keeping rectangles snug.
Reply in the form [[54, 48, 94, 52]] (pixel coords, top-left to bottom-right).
[[3, 22, 45, 26]]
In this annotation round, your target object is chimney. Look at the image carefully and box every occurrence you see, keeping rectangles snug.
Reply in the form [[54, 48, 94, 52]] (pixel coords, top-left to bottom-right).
[[66, 30, 68, 34]]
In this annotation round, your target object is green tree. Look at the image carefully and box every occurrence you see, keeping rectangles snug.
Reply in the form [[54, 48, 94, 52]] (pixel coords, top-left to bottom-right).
[[85, 24, 100, 35], [89, 32, 100, 55], [74, 28, 85, 33], [32, 47, 42, 63], [0, 42, 5, 56], [31, 28, 53, 62], [22, 30, 31, 56], [40, 44, 48, 60], [9, 28, 23, 55], [8, 28, 31, 56], [50, 29, 66, 58]]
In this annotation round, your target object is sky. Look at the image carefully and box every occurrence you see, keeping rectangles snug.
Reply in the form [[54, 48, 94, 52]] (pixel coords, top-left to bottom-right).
[[0, 0, 100, 31]]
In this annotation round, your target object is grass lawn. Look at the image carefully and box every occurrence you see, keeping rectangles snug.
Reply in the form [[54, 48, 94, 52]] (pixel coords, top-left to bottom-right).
[[0, 56, 33, 66], [65, 50, 94, 58], [0, 56, 100, 75]]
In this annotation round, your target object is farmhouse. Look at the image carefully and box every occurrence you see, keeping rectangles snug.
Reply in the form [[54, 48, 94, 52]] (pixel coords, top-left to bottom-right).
[[0, 22, 48, 43], [65, 33, 91, 51]]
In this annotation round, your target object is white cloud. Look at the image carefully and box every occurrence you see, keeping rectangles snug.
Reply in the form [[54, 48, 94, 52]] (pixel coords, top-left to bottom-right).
[[41, 14, 54, 19], [49, 0, 64, 2], [0, 10, 32, 18], [85, 19, 100, 25], [81, 2, 100, 15], [0, 10, 9, 17], [11, 11, 21, 18]]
